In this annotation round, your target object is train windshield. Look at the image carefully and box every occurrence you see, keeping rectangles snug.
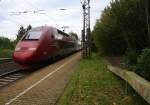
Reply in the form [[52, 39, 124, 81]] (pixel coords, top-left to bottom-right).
[[23, 31, 42, 40]]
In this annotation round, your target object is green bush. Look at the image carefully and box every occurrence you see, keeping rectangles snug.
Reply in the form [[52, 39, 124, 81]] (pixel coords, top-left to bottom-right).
[[0, 36, 15, 49], [124, 48, 150, 81], [124, 48, 139, 70], [0, 49, 13, 58], [136, 48, 150, 81]]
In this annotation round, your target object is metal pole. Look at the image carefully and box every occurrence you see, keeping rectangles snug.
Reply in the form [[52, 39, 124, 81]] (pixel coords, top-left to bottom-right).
[[88, 0, 91, 57], [81, 0, 91, 58], [82, 3, 85, 58], [146, 0, 150, 47]]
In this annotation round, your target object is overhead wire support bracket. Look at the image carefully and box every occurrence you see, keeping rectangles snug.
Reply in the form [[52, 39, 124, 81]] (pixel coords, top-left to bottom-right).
[[81, 0, 91, 59]]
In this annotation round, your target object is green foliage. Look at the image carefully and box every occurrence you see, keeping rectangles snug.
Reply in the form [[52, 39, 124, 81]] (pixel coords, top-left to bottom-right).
[[16, 25, 26, 42], [123, 48, 150, 81], [0, 36, 15, 49], [0, 49, 13, 58], [124, 48, 139, 70], [26, 24, 32, 32], [92, 0, 150, 80], [69, 32, 78, 40], [58, 53, 148, 105], [92, 0, 149, 55], [136, 48, 150, 80], [91, 40, 97, 52], [0, 25, 32, 51], [16, 25, 32, 42]]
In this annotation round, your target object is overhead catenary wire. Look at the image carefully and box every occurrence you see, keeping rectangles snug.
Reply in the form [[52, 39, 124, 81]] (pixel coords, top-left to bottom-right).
[[0, 0, 23, 25], [23, 0, 58, 26]]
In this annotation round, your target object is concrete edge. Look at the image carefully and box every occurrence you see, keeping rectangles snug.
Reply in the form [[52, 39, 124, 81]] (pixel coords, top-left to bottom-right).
[[107, 65, 150, 104]]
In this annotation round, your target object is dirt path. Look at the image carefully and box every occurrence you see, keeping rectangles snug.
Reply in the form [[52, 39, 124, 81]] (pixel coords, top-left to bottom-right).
[[107, 56, 123, 66]]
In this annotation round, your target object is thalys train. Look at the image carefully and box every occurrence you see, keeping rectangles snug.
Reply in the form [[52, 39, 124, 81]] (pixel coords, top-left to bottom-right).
[[13, 26, 80, 69]]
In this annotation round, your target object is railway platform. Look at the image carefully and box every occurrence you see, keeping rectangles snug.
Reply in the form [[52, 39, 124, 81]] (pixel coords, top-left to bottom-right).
[[0, 52, 81, 105]]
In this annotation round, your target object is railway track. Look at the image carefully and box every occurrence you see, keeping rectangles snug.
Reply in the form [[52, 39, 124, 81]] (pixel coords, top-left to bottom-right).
[[0, 70, 26, 88], [0, 58, 12, 64], [0, 61, 20, 75], [0, 53, 78, 89], [0, 60, 26, 88]]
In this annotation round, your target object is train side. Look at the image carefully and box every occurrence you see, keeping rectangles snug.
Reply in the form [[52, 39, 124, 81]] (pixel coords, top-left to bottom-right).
[[13, 26, 78, 69]]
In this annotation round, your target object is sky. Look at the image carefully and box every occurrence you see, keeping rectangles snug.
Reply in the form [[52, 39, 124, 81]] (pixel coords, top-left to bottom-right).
[[0, 0, 110, 40]]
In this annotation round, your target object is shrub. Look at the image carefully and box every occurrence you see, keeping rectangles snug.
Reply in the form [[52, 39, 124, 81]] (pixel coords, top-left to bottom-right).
[[0, 36, 15, 50], [123, 48, 139, 70], [136, 48, 150, 81]]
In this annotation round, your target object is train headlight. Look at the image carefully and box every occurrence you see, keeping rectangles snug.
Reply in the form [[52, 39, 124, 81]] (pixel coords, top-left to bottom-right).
[[15, 47, 21, 51], [28, 48, 36, 51]]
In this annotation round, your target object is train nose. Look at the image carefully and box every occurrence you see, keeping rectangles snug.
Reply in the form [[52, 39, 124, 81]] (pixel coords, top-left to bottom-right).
[[13, 51, 34, 63]]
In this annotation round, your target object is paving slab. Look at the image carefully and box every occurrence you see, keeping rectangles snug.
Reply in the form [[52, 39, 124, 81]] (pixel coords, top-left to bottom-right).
[[0, 52, 81, 105]]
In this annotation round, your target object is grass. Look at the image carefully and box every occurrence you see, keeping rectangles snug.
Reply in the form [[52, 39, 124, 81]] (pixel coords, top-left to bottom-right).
[[57, 53, 149, 105], [0, 49, 13, 58]]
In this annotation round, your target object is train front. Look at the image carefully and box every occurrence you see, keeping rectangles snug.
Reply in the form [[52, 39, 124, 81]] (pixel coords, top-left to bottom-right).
[[13, 30, 43, 69]]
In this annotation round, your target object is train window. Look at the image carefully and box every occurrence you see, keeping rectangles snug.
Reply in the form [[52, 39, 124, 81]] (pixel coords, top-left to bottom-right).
[[23, 31, 42, 40], [53, 29, 63, 40], [56, 33, 63, 40]]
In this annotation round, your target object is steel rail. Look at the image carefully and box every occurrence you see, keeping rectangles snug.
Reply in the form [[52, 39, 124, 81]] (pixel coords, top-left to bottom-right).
[[0, 69, 20, 77], [0, 58, 12, 63]]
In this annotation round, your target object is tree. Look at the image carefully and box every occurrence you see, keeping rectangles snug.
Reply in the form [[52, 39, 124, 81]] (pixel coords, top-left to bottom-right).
[[26, 24, 32, 32], [92, 0, 148, 55], [15, 25, 32, 42], [0, 36, 14, 49], [69, 32, 79, 41], [16, 25, 26, 42]]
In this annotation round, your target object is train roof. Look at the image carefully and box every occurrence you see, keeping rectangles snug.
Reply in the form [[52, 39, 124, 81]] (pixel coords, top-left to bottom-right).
[[31, 26, 69, 37], [31, 26, 54, 31], [57, 29, 69, 37]]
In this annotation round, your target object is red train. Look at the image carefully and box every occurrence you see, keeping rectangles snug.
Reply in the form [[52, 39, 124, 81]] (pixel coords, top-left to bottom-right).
[[13, 26, 80, 69]]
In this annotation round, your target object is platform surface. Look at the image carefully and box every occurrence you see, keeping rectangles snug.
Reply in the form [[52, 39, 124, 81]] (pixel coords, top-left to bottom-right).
[[0, 52, 81, 105]]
